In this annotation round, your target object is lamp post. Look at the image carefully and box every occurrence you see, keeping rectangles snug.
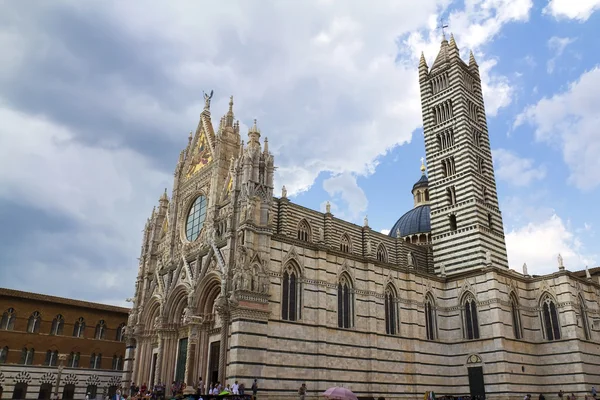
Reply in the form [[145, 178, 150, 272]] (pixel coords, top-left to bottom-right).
[[54, 354, 67, 399]]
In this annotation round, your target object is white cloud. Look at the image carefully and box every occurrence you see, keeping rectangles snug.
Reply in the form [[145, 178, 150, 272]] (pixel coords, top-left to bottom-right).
[[322, 172, 368, 222], [492, 148, 546, 186], [514, 67, 600, 190], [0, 106, 170, 304], [543, 0, 600, 21], [506, 214, 596, 275], [380, 229, 391, 235], [546, 36, 576, 74]]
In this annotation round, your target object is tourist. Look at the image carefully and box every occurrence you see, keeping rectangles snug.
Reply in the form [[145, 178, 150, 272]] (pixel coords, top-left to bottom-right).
[[251, 379, 258, 399], [232, 380, 240, 395], [593, 387, 597, 398], [298, 383, 307, 400]]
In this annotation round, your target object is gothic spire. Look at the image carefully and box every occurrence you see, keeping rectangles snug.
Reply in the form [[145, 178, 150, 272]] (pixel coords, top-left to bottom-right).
[[226, 95, 235, 127]]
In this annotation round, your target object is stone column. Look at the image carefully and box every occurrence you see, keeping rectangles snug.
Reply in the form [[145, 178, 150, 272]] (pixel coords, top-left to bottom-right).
[[154, 332, 164, 385], [216, 305, 230, 384], [184, 324, 199, 386], [122, 337, 137, 394]]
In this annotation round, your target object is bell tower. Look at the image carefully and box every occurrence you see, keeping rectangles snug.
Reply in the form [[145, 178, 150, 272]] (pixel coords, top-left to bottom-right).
[[419, 34, 509, 274]]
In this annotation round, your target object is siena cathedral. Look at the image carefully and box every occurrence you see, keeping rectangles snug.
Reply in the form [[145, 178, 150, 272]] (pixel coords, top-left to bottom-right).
[[123, 36, 600, 399]]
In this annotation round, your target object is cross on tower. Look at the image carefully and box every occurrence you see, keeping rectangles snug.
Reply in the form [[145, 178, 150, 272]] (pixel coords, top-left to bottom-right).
[[437, 18, 449, 40]]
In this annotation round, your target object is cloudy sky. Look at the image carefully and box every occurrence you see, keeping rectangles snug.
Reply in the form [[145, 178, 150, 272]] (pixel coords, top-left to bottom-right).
[[0, 0, 599, 306]]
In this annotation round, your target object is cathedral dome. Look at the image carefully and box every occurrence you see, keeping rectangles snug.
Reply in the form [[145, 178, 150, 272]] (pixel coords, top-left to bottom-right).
[[388, 204, 431, 238]]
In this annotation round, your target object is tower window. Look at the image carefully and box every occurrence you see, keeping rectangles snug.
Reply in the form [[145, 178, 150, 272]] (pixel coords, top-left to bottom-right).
[[487, 213, 493, 230], [431, 72, 449, 94], [449, 215, 457, 231], [437, 128, 455, 151], [433, 100, 453, 125], [446, 186, 457, 206], [424, 190, 430, 201], [482, 186, 488, 202], [473, 129, 482, 148], [468, 100, 480, 122], [440, 157, 456, 178], [464, 71, 475, 92], [477, 157, 485, 175]]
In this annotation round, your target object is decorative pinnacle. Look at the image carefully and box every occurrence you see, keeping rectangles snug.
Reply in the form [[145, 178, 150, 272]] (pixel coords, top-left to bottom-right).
[[229, 95, 234, 111], [160, 188, 168, 201], [419, 51, 428, 67], [249, 119, 260, 134], [188, 131, 193, 144], [420, 157, 426, 174], [449, 33, 457, 48], [469, 50, 478, 66]]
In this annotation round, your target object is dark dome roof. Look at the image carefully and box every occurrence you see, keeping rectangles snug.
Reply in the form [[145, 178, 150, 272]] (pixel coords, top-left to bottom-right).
[[412, 174, 429, 191], [388, 205, 431, 238]]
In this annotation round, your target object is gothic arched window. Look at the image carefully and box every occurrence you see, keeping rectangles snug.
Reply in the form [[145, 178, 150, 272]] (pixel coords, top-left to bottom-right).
[[463, 295, 480, 340], [541, 294, 561, 341], [50, 314, 64, 336], [44, 350, 58, 366], [0, 346, 8, 363], [384, 285, 399, 335], [449, 214, 457, 231], [510, 293, 522, 339], [425, 294, 437, 340], [340, 234, 351, 253], [95, 320, 106, 340], [337, 274, 354, 329], [376, 244, 388, 263], [116, 323, 126, 342], [27, 311, 41, 333], [579, 295, 590, 340], [1, 308, 16, 330], [20, 347, 34, 365], [281, 263, 302, 322], [73, 317, 85, 338], [297, 220, 311, 242], [68, 352, 80, 368], [90, 353, 102, 369]]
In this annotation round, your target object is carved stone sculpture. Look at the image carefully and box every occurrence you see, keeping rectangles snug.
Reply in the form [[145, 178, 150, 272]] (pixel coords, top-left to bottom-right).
[[407, 252, 414, 267], [558, 253, 565, 270], [282, 185, 287, 198], [522, 263, 529, 276]]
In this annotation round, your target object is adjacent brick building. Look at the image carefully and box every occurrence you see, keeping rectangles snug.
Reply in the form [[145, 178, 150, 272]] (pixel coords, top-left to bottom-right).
[[0, 288, 128, 399]]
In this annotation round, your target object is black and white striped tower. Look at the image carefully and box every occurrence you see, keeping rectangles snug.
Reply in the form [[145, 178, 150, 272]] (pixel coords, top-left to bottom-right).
[[418, 34, 509, 274]]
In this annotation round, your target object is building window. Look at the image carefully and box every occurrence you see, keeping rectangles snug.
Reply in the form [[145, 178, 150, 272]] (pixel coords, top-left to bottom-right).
[[482, 186, 488, 202], [297, 219, 311, 242], [27, 311, 41, 333], [50, 315, 64, 336], [73, 317, 85, 338], [436, 128, 455, 150], [0, 308, 16, 330], [440, 156, 456, 177], [510, 293, 522, 340], [44, 350, 58, 366], [340, 234, 351, 253], [384, 285, 399, 335], [185, 195, 208, 242], [446, 186, 457, 206], [90, 353, 102, 369], [449, 214, 457, 231], [116, 323, 126, 342], [473, 129, 482, 147], [487, 213, 493, 230], [431, 72, 449, 94], [0, 346, 8, 363], [433, 100, 453, 125], [281, 262, 301, 322], [337, 274, 354, 329], [95, 320, 106, 340], [376, 244, 388, 263], [425, 295, 437, 340], [463, 296, 480, 340], [68, 352, 80, 368], [541, 295, 561, 341], [467, 100, 480, 122], [579, 295, 590, 340], [477, 157, 485, 175], [13, 383, 28, 400], [20, 347, 34, 365]]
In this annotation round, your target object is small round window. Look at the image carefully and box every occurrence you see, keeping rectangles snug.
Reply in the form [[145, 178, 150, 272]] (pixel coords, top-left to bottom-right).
[[185, 195, 208, 241]]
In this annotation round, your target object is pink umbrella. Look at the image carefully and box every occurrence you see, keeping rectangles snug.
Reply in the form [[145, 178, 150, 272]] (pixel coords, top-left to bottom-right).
[[322, 386, 359, 400]]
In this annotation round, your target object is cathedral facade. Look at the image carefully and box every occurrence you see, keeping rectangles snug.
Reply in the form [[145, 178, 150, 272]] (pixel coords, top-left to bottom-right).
[[123, 37, 600, 399]]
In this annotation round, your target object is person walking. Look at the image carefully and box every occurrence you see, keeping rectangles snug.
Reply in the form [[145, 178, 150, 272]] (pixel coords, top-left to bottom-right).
[[251, 379, 258, 400]]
